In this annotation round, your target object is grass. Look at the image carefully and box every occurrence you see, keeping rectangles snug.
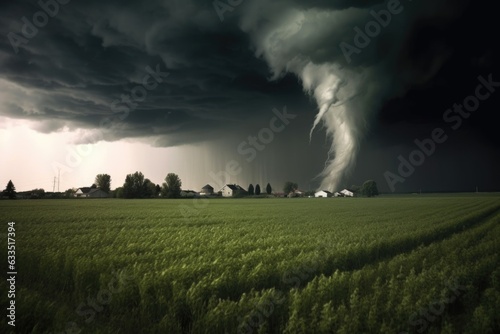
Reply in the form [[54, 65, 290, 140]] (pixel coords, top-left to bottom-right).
[[0, 194, 499, 333]]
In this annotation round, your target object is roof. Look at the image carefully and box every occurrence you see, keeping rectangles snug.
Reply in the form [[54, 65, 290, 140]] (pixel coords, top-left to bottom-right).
[[316, 190, 332, 194], [77, 188, 107, 195], [222, 184, 246, 191], [201, 184, 214, 190]]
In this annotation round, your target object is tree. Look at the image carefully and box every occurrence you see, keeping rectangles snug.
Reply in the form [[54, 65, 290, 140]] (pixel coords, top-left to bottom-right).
[[351, 185, 361, 195], [155, 184, 161, 197], [143, 179, 157, 198], [255, 184, 261, 195], [64, 188, 76, 198], [361, 180, 379, 197], [114, 187, 124, 198], [248, 184, 254, 196], [3, 180, 16, 199], [161, 173, 182, 198], [123, 171, 146, 198], [283, 181, 298, 194], [305, 191, 315, 197], [266, 183, 272, 195], [95, 174, 111, 193], [30, 188, 45, 199]]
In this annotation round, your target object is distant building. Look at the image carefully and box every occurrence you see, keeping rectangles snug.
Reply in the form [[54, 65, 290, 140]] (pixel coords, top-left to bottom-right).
[[220, 184, 247, 197], [294, 189, 306, 197], [334, 191, 342, 197], [340, 189, 355, 197], [315, 190, 333, 198], [75, 187, 109, 198], [200, 184, 214, 196]]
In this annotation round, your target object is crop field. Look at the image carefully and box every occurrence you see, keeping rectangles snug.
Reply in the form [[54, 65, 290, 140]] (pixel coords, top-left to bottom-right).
[[1, 195, 499, 333]]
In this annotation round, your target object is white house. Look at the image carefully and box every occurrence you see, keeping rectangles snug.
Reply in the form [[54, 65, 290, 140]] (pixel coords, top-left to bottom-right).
[[340, 189, 354, 197], [220, 184, 246, 197], [315, 190, 332, 198], [75, 187, 109, 198], [334, 192, 342, 197]]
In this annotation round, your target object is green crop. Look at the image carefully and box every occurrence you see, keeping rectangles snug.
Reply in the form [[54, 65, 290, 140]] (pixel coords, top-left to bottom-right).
[[0, 194, 498, 333]]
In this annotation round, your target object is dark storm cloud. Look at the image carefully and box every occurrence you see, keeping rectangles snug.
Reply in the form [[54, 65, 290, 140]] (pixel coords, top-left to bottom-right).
[[0, 0, 309, 146], [0, 0, 493, 141], [1, 0, 499, 191]]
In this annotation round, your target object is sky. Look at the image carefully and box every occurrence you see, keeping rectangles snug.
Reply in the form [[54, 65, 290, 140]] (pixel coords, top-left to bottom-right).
[[0, 0, 499, 193]]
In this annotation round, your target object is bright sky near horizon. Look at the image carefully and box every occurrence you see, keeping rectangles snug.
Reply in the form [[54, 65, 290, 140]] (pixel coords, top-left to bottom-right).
[[0, 120, 214, 192]]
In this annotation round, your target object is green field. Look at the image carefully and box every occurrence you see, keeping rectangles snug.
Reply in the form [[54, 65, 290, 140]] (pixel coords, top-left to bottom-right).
[[1, 195, 499, 333]]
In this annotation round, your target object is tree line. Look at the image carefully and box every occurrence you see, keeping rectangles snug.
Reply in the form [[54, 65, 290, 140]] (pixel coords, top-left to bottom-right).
[[109, 172, 182, 199], [0, 172, 183, 199], [246, 183, 272, 196], [2, 176, 378, 200]]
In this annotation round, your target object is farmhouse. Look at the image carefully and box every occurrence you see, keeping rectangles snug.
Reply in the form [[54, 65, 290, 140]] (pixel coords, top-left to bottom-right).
[[220, 184, 247, 197], [340, 189, 355, 197], [315, 190, 333, 198], [200, 184, 214, 196], [75, 187, 109, 198]]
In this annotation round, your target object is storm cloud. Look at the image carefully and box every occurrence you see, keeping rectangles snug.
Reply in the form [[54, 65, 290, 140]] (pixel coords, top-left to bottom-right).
[[1, 0, 499, 192]]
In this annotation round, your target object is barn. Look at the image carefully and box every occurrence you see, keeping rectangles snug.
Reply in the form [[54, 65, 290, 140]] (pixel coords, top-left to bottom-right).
[[200, 184, 214, 196], [340, 189, 355, 197], [220, 184, 246, 197]]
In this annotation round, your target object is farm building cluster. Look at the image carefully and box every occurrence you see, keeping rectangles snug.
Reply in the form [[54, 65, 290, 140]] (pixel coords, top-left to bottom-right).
[[314, 189, 355, 198], [69, 183, 356, 198], [8, 184, 357, 199]]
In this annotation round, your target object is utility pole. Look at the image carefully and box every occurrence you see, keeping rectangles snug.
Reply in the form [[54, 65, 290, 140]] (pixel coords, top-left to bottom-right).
[[58, 168, 60, 192], [52, 177, 56, 193]]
